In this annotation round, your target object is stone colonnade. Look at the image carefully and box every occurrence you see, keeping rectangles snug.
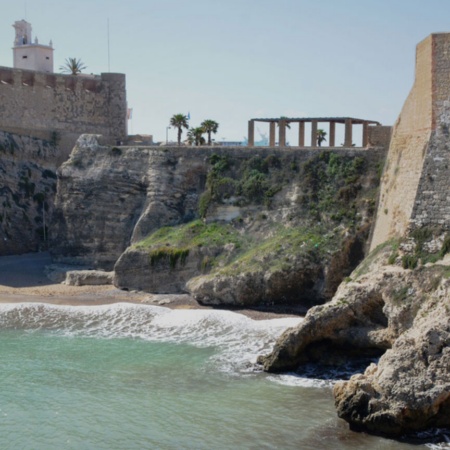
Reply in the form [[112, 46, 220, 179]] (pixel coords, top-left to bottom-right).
[[247, 117, 381, 148]]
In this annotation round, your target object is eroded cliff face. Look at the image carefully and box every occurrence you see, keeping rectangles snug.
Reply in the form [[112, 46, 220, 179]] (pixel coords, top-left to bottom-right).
[[0, 131, 58, 255], [52, 136, 386, 308], [51, 135, 207, 269], [259, 233, 450, 438]]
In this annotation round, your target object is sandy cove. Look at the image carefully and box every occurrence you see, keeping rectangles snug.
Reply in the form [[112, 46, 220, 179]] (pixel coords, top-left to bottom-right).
[[0, 252, 301, 320]]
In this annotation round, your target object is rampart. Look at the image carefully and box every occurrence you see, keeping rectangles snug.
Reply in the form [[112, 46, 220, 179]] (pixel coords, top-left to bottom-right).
[[0, 66, 127, 164], [371, 33, 450, 249]]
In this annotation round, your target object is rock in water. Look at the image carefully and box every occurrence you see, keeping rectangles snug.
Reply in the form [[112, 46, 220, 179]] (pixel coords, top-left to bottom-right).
[[260, 241, 450, 437]]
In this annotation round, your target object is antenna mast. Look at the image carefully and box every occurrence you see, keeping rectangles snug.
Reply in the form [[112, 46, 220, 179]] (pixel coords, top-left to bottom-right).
[[107, 18, 111, 72]]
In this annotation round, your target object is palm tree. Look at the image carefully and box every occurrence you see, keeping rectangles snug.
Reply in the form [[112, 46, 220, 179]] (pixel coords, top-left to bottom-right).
[[317, 129, 327, 147], [59, 57, 87, 75], [277, 116, 291, 129], [170, 114, 189, 146], [201, 120, 219, 145], [187, 127, 205, 146]]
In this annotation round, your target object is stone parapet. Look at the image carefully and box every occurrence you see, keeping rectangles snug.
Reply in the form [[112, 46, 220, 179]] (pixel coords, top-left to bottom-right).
[[0, 66, 127, 163]]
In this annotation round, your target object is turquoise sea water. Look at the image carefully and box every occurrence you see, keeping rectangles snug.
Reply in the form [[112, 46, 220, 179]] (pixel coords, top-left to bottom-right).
[[0, 303, 448, 450]]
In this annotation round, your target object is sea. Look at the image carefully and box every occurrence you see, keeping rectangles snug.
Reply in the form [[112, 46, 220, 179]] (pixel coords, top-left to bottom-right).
[[0, 302, 448, 450]]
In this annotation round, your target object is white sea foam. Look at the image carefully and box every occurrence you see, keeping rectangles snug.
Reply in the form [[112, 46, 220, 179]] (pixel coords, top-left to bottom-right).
[[267, 374, 335, 389], [0, 302, 302, 374]]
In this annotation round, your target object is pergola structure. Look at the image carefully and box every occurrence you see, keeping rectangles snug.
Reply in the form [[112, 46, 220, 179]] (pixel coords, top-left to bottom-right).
[[247, 117, 381, 148]]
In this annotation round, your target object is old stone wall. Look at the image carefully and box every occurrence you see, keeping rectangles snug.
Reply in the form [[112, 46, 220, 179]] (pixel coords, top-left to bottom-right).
[[367, 125, 391, 148], [410, 34, 450, 229], [0, 67, 127, 165], [370, 34, 438, 249]]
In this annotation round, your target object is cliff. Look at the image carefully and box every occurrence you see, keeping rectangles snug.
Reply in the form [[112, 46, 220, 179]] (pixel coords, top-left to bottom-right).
[[0, 130, 58, 255], [51, 135, 386, 309], [259, 233, 450, 438]]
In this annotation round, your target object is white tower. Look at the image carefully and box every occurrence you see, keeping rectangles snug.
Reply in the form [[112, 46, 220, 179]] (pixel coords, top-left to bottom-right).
[[12, 20, 54, 73]]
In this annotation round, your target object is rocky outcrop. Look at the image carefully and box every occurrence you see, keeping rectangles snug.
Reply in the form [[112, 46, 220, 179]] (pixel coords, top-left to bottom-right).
[[114, 246, 221, 293], [260, 238, 450, 437], [51, 135, 209, 269], [0, 131, 58, 255], [64, 270, 114, 286], [334, 308, 450, 437], [186, 257, 322, 307]]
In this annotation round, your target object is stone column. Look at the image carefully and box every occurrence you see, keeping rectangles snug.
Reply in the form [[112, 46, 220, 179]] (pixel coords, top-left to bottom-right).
[[344, 118, 353, 147], [248, 120, 255, 147], [298, 122, 305, 147], [279, 120, 286, 147], [362, 121, 369, 147], [329, 121, 336, 147], [269, 122, 276, 147], [311, 120, 318, 147]]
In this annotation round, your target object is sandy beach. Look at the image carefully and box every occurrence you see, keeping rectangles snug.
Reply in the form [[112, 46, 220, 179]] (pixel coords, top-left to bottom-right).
[[0, 252, 301, 320]]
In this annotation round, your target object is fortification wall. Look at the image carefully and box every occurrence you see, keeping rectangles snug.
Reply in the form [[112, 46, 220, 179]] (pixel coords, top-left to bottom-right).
[[0, 67, 127, 164], [410, 34, 450, 228], [370, 34, 436, 249]]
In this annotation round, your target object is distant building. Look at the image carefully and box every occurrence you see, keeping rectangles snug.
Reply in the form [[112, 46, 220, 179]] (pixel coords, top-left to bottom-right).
[[12, 20, 54, 73], [216, 141, 244, 147], [0, 20, 127, 163]]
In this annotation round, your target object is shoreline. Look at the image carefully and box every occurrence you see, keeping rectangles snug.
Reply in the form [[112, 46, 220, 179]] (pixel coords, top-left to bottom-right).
[[0, 252, 303, 321]]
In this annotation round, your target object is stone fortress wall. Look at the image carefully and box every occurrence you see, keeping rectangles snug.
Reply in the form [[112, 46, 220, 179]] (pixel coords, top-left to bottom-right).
[[0, 66, 127, 164], [371, 33, 450, 249]]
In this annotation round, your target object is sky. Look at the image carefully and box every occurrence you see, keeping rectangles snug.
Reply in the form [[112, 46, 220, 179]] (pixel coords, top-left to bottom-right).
[[0, 0, 449, 144]]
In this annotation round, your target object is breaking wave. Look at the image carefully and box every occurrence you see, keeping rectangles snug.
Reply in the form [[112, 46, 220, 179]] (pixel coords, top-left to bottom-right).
[[0, 302, 304, 378]]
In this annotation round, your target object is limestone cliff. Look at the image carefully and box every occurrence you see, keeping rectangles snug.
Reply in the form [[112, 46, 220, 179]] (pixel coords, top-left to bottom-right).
[[51, 135, 207, 269], [51, 136, 385, 307], [259, 234, 450, 438], [0, 130, 58, 255]]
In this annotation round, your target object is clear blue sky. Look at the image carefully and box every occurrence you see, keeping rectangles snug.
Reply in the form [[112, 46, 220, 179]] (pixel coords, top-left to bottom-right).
[[0, 0, 449, 143]]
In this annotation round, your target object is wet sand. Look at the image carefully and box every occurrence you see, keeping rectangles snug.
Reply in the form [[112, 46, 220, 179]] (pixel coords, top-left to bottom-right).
[[0, 252, 302, 320]]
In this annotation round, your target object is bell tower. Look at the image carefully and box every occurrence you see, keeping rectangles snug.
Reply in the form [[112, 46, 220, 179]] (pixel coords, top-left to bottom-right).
[[12, 20, 54, 73]]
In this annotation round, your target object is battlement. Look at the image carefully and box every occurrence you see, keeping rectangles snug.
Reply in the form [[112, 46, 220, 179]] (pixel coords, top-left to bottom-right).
[[0, 66, 127, 163]]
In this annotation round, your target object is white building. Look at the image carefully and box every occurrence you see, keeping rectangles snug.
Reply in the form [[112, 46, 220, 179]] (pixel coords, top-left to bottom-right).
[[12, 20, 54, 73]]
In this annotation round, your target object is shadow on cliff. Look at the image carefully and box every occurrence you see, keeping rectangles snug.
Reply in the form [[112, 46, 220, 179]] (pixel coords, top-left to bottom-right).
[[0, 252, 55, 288]]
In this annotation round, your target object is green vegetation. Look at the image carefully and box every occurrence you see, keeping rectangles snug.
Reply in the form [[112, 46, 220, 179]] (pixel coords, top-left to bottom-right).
[[134, 220, 251, 270], [201, 120, 219, 145], [300, 152, 366, 225], [169, 114, 189, 146], [211, 224, 337, 277], [439, 233, 450, 258], [59, 57, 87, 75], [353, 239, 398, 278], [401, 254, 418, 270], [134, 218, 340, 277], [317, 129, 327, 147], [149, 247, 189, 269], [386, 227, 450, 269], [391, 285, 409, 304], [135, 220, 246, 250], [198, 153, 288, 217], [187, 127, 205, 146]]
